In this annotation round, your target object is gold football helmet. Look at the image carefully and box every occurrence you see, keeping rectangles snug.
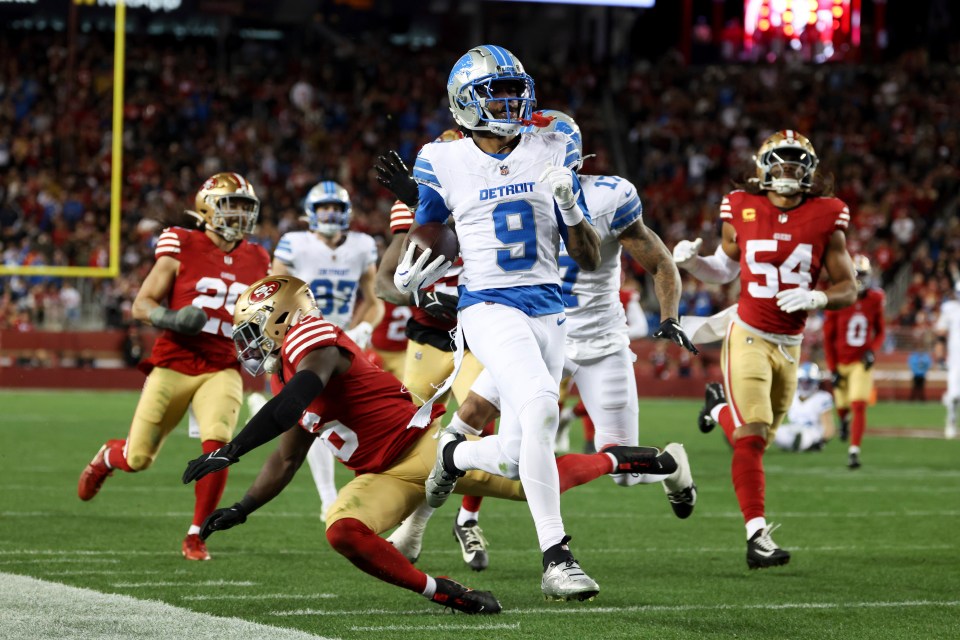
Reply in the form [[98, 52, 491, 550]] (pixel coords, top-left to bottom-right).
[[233, 275, 318, 376], [187, 172, 260, 242], [852, 254, 872, 293], [755, 130, 819, 196]]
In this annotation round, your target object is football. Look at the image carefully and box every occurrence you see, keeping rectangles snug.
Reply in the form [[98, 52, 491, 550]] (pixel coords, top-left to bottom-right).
[[408, 222, 459, 263]]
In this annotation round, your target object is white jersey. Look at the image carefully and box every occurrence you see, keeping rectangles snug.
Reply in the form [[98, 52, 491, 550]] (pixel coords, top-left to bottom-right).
[[273, 230, 378, 328], [774, 389, 834, 451], [935, 299, 960, 364], [561, 175, 643, 360], [414, 133, 582, 307]]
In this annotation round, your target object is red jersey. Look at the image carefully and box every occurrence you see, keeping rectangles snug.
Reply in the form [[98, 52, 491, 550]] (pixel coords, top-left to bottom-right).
[[390, 200, 462, 332], [371, 300, 411, 351], [823, 288, 886, 369], [720, 191, 849, 335], [141, 227, 270, 376], [272, 314, 444, 475]]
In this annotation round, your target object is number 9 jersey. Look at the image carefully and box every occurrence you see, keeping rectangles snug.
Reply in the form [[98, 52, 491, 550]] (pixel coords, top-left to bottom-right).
[[142, 226, 271, 376], [720, 190, 850, 335]]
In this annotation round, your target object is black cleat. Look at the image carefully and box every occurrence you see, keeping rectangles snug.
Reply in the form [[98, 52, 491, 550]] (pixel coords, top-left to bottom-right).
[[452, 518, 489, 572], [746, 524, 791, 569], [698, 383, 726, 434], [847, 451, 861, 470], [431, 577, 501, 614], [603, 445, 678, 476]]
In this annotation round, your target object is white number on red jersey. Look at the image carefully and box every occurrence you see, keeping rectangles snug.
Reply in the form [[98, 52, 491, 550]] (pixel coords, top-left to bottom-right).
[[845, 312, 869, 347], [386, 306, 412, 342], [300, 412, 360, 462], [745, 240, 813, 299], [193, 277, 249, 337]]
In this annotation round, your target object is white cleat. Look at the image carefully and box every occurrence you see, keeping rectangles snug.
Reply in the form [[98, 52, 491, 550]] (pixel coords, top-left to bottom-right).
[[541, 559, 600, 601], [387, 517, 425, 564], [662, 442, 696, 519], [946, 425, 958, 440]]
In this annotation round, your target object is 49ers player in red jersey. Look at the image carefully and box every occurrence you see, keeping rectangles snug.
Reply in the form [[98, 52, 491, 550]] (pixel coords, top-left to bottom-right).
[[368, 299, 412, 379], [77, 173, 270, 561], [181, 275, 677, 614], [673, 130, 856, 569], [824, 254, 885, 470]]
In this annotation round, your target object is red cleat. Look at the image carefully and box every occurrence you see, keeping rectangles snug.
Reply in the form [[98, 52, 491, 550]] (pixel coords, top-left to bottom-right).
[[182, 534, 211, 561], [78, 444, 113, 501]]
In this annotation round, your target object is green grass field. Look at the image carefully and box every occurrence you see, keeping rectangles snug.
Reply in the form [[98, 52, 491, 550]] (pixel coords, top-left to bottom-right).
[[2, 390, 958, 639]]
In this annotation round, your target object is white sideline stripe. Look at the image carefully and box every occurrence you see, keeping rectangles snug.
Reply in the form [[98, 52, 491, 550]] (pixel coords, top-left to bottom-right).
[[112, 580, 255, 588], [45, 570, 162, 576], [351, 623, 521, 632], [0, 571, 338, 640], [0, 558, 120, 565], [182, 593, 337, 601], [273, 600, 960, 617]]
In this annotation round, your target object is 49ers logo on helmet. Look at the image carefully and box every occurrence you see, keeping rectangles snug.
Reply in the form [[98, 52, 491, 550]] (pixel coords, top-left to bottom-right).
[[250, 280, 281, 302]]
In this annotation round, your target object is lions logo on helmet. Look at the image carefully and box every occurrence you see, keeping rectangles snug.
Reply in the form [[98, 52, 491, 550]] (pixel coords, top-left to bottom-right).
[[304, 181, 352, 237], [852, 254, 872, 294], [754, 130, 819, 196], [233, 275, 318, 376], [447, 44, 536, 137], [521, 109, 584, 171], [187, 172, 260, 243], [797, 362, 822, 399]]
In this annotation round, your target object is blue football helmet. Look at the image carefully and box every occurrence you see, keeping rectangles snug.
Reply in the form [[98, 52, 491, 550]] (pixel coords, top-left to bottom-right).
[[447, 45, 536, 137], [797, 362, 821, 397], [303, 181, 351, 236], [521, 109, 583, 171]]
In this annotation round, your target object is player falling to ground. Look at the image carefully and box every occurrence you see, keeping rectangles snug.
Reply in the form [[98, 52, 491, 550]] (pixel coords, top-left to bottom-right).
[[181, 275, 678, 614], [374, 131, 496, 572], [675, 130, 856, 569], [824, 254, 885, 469], [391, 45, 609, 601], [935, 280, 960, 440], [261, 180, 384, 522], [386, 110, 699, 571], [771, 362, 836, 452], [78, 172, 270, 561]]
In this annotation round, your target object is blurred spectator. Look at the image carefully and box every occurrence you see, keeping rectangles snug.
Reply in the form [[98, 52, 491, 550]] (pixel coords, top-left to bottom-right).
[[908, 350, 932, 401]]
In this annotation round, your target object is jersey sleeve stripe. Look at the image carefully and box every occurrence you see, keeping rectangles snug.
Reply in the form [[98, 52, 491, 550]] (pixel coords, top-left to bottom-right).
[[719, 211, 733, 219], [413, 168, 440, 188], [611, 197, 643, 230], [285, 323, 338, 360]]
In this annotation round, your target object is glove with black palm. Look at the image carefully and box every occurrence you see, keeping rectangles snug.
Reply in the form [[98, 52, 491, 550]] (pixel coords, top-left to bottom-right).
[[199, 502, 249, 540], [415, 290, 459, 323], [375, 150, 419, 208], [652, 318, 699, 355], [862, 350, 875, 370], [831, 370, 845, 389], [182, 442, 241, 484]]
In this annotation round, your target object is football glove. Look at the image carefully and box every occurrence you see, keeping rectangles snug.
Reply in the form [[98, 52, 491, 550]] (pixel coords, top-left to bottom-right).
[[375, 150, 419, 209], [672, 238, 703, 270], [862, 350, 875, 370], [344, 321, 374, 350], [415, 290, 459, 323], [775, 288, 828, 314], [182, 442, 241, 484], [652, 318, 699, 355], [149, 305, 207, 335], [394, 243, 451, 300], [831, 370, 846, 390], [200, 503, 248, 540]]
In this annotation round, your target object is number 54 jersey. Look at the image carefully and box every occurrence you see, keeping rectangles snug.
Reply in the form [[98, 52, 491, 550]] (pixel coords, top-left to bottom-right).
[[142, 227, 270, 376], [720, 190, 850, 335]]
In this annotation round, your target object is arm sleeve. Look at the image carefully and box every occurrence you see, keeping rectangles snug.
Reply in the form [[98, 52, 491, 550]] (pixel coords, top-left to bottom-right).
[[623, 292, 648, 339], [230, 370, 325, 455], [686, 245, 741, 284]]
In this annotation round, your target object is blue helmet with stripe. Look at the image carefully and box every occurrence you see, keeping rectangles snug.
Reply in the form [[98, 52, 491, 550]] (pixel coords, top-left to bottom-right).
[[447, 45, 536, 137], [521, 109, 583, 172], [303, 181, 351, 236], [797, 361, 821, 397]]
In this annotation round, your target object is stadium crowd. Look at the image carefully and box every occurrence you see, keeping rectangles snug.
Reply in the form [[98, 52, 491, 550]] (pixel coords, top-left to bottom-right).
[[1, 30, 959, 348]]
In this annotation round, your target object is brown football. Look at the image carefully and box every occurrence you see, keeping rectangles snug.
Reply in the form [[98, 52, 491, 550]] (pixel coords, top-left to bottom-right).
[[408, 222, 459, 263]]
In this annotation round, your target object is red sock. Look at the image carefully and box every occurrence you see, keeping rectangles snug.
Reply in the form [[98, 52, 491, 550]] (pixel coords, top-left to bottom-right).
[[326, 518, 428, 593], [556, 453, 614, 493], [731, 435, 766, 523], [717, 406, 736, 446], [193, 440, 229, 528], [105, 439, 133, 472], [573, 399, 588, 418], [461, 495, 483, 512], [837, 408, 849, 422], [582, 413, 595, 443], [480, 420, 496, 437], [850, 401, 867, 447]]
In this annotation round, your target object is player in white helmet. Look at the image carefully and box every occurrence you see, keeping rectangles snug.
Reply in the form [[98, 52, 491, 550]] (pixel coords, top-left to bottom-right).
[[772, 362, 836, 452]]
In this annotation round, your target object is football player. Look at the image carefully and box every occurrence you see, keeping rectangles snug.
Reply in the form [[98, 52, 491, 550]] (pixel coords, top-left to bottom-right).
[[934, 281, 960, 440], [181, 275, 680, 614], [77, 172, 270, 561], [265, 180, 383, 522], [823, 254, 886, 469], [772, 362, 836, 452], [675, 130, 856, 568], [374, 130, 496, 572], [368, 298, 411, 380]]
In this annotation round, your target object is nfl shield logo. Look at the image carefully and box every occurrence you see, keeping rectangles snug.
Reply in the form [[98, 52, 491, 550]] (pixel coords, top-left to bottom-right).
[[778, 213, 789, 224], [499, 164, 510, 175]]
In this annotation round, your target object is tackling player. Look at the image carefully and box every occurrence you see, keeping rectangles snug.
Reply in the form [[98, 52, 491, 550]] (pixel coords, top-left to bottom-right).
[[77, 172, 270, 561], [823, 254, 885, 469], [675, 130, 856, 568]]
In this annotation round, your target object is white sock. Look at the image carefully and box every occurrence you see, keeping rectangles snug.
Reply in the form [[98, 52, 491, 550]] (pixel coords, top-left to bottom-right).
[[457, 508, 480, 526], [306, 439, 339, 507], [187, 525, 201, 536], [421, 575, 437, 598], [405, 501, 436, 529], [449, 412, 483, 437], [848, 445, 861, 455], [710, 403, 727, 423], [746, 516, 767, 540]]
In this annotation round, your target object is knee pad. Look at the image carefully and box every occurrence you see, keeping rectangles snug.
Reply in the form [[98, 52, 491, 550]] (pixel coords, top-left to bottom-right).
[[125, 453, 153, 472]]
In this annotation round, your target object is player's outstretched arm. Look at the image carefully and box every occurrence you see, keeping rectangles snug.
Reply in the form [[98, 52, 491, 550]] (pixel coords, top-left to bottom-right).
[[375, 230, 414, 305], [618, 219, 682, 322], [673, 223, 741, 285], [820, 231, 858, 310]]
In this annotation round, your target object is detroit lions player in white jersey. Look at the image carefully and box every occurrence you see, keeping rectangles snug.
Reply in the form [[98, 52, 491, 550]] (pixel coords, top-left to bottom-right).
[[392, 45, 612, 601], [773, 363, 836, 451], [935, 281, 960, 439], [269, 180, 384, 519]]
